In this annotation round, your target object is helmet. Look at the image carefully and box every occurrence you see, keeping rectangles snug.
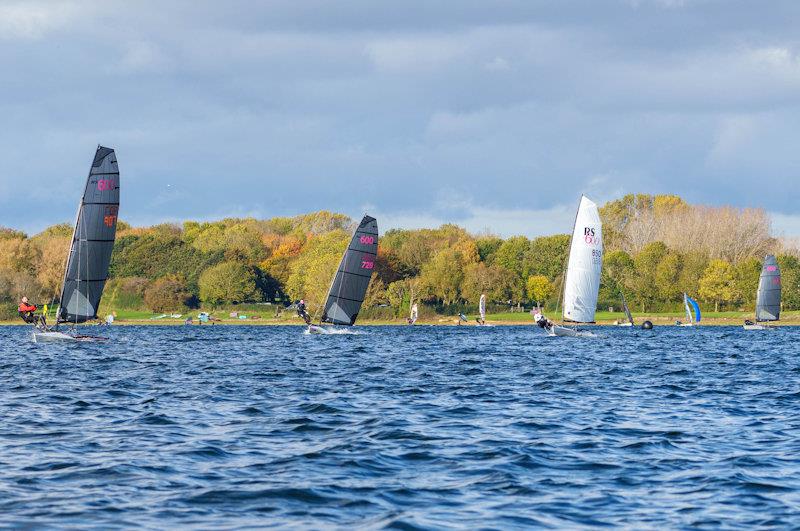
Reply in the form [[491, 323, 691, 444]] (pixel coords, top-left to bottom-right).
[[533, 313, 543, 322]]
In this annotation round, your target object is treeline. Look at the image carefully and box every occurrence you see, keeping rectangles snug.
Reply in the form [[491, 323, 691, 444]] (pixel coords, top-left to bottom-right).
[[1, 194, 798, 320]]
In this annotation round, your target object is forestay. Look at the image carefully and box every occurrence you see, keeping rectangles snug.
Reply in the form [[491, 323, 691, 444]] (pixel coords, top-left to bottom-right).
[[756, 254, 781, 322], [562, 196, 603, 323], [321, 215, 378, 326], [58, 146, 120, 324]]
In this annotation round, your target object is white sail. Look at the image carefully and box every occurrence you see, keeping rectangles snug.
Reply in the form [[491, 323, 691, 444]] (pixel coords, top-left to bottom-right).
[[562, 196, 603, 323], [683, 293, 692, 323], [479, 294, 486, 321]]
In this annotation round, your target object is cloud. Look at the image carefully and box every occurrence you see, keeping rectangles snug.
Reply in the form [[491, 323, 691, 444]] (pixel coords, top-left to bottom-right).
[[0, 1, 79, 40], [1, 1, 800, 237]]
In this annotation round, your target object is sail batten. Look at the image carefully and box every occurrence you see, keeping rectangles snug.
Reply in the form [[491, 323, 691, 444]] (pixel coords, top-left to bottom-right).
[[562, 196, 603, 324], [755, 255, 781, 322], [321, 215, 378, 326], [57, 146, 120, 324]]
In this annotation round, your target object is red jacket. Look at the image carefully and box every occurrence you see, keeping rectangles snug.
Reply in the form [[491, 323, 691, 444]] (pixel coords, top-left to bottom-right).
[[18, 303, 37, 313]]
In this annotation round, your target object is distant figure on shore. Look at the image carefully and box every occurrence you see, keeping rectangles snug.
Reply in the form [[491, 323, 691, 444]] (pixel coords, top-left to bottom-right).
[[408, 303, 418, 325], [18, 297, 43, 328], [297, 299, 311, 325]]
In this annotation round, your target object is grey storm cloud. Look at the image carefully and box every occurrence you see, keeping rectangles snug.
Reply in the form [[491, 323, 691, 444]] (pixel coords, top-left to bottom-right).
[[1, 0, 799, 237]]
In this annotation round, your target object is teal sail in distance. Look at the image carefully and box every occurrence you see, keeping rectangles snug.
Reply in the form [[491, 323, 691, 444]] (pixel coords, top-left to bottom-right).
[[58, 146, 120, 324]]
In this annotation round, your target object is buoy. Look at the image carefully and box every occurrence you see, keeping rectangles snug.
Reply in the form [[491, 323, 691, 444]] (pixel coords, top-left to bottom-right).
[[641, 320, 653, 330]]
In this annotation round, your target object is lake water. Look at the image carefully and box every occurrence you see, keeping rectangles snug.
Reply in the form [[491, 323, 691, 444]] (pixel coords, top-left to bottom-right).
[[1, 324, 799, 528]]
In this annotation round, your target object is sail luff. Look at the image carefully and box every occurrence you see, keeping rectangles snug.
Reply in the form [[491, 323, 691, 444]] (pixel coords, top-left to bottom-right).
[[560, 195, 583, 321]]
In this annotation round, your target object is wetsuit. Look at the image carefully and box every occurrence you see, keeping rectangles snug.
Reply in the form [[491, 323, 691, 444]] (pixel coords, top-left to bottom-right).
[[297, 302, 311, 325]]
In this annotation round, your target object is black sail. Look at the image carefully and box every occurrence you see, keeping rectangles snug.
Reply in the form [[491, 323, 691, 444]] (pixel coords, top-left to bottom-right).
[[58, 146, 120, 323], [321, 215, 378, 326], [755, 254, 781, 322]]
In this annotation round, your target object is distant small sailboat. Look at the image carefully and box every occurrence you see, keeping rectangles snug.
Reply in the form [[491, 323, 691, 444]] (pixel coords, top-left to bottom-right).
[[744, 255, 781, 330], [307, 215, 378, 334], [408, 302, 418, 325], [616, 292, 634, 327], [476, 293, 492, 326], [33, 146, 120, 343], [549, 195, 603, 338], [676, 293, 701, 327]]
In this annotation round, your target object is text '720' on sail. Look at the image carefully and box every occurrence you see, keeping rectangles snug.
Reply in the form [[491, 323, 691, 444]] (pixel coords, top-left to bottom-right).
[[321, 215, 378, 326]]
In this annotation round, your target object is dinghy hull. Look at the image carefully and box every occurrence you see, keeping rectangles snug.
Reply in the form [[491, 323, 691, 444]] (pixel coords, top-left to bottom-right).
[[546, 324, 598, 338], [32, 331, 108, 343]]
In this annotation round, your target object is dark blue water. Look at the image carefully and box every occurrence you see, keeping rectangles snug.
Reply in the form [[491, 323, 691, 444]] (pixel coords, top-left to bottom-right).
[[1, 325, 799, 528]]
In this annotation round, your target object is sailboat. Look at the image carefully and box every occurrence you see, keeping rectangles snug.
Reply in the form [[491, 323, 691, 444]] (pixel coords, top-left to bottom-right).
[[676, 293, 701, 327], [476, 293, 493, 326], [307, 215, 378, 334], [33, 146, 120, 343], [744, 255, 781, 330], [549, 195, 603, 337], [616, 292, 635, 327]]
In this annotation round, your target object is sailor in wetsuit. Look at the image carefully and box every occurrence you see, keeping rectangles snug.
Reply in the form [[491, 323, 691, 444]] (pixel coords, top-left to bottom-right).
[[18, 297, 44, 329], [296, 299, 312, 325], [533, 312, 553, 332]]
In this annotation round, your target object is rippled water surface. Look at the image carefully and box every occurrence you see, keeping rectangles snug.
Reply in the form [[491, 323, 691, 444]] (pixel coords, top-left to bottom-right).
[[2, 324, 800, 528]]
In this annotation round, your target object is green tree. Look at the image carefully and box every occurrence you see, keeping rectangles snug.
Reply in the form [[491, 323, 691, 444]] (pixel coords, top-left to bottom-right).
[[526, 275, 553, 307], [420, 247, 466, 305], [734, 257, 762, 308], [699, 259, 736, 312], [655, 252, 682, 303], [778, 255, 800, 310], [199, 262, 260, 305], [600, 249, 635, 304], [677, 251, 708, 297], [494, 236, 530, 300], [144, 276, 191, 312], [527, 234, 570, 280], [631, 241, 668, 311]]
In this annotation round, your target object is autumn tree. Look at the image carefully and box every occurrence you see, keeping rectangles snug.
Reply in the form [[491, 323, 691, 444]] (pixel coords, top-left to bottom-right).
[[144, 276, 191, 312], [420, 248, 466, 305], [526, 275, 553, 307], [285, 230, 350, 309], [199, 262, 260, 305], [699, 259, 736, 312]]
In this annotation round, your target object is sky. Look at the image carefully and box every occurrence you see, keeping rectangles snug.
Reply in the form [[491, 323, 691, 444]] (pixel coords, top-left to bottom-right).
[[1, 0, 799, 238]]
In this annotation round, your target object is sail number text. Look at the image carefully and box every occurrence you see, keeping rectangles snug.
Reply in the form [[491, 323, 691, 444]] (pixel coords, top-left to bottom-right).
[[97, 179, 117, 191], [359, 235, 375, 245]]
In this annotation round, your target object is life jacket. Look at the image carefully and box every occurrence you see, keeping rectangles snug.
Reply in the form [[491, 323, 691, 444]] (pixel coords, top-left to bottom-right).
[[18, 303, 37, 313]]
